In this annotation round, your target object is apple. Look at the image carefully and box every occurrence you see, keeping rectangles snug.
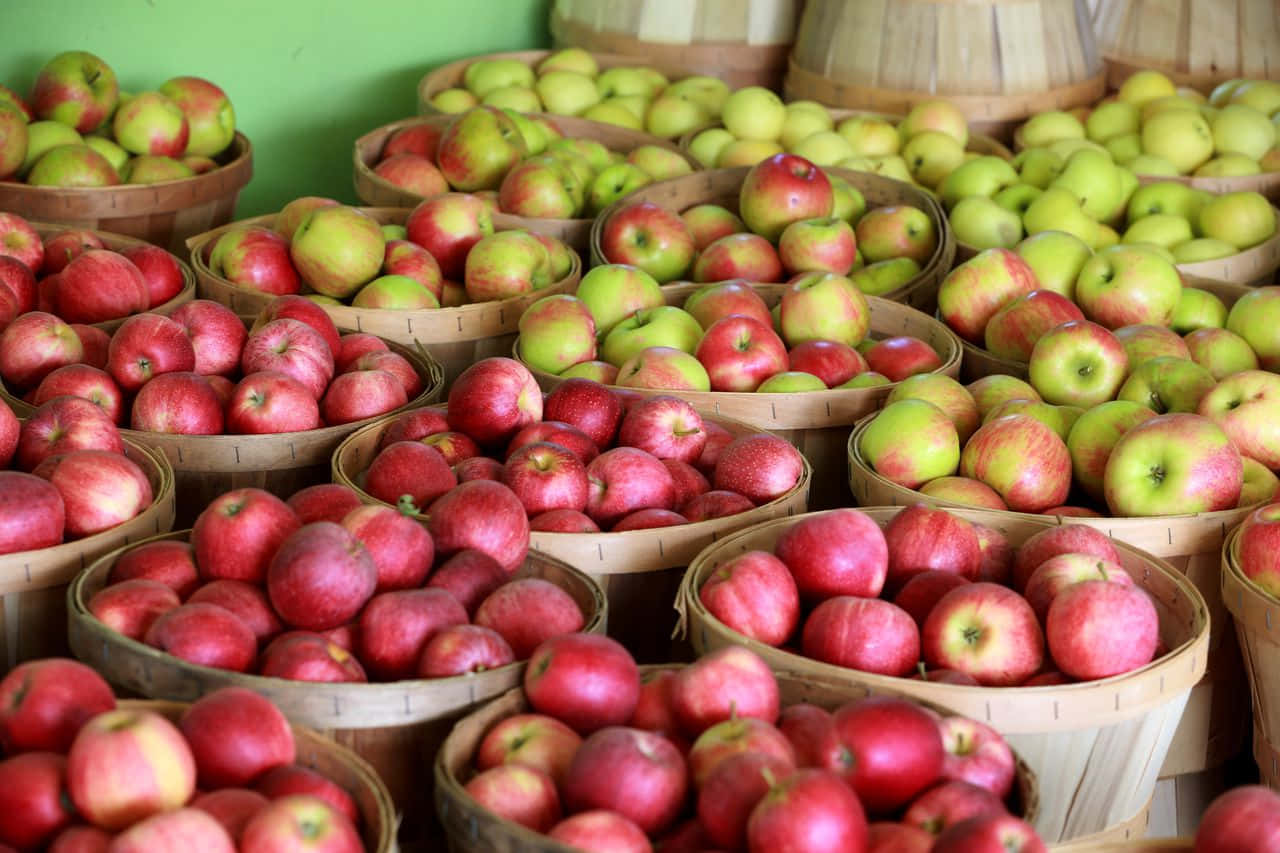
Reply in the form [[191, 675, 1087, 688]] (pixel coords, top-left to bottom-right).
[[1199, 190, 1276, 250], [464, 229, 551, 302], [1046, 580, 1158, 679], [1074, 245, 1182, 330], [16, 394, 123, 472], [932, 813, 1046, 853], [584, 446, 676, 526], [859, 399, 961, 490], [884, 504, 981, 589], [427, 479, 531, 572], [746, 768, 868, 852], [113, 91, 189, 156], [143, 601, 257, 671], [802, 595, 920, 676], [339, 504, 433, 591], [683, 279, 774, 330], [130, 371, 225, 434], [855, 205, 938, 265], [937, 715, 1016, 799], [192, 487, 300, 583], [984, 290, 1085, 362], [670, 645, 779, 735], [178, 687, 294, 789], [1194, 786, 1280, 853], [355, 587, 467, 680], [1227, 286, 1280, 371], [108, 539, 199, 598], [30, 51, 118, 132], [681, 489, 754, 521], [436, 106, 526, 191], [738, 154, 834, 242], [107, 807, 235, 853], [471, 576, 584, 663], [960, 414, 1072, 513], [382, 240, 443, 301], [32, 364, 124, 424], [542, 377, 623, 449], [0, 658, 114, 759], [239, 795, 362, 853], [682, 204, 746, 251], [1117, 355, 1216, 414], [1103, 413, 1243, 516], [923, 581, 1044, 686], [54, 249, 149, 325], [259, 633, 366, 683], [616, 395, 707, 463], [1198, 370, 1280, 470], [507, 420, 599, 465], [1023, 551, 1133, 621], [1026, 320, 1129, 408], [712, 433, 804, 505], [363, 440, 456, 512], [691, 232, 784, 284], [602, 306, 703, 366], [562, 726, 687, 836], [33, 449, 151, 537], [226, 371, 322, 435], [524, 633, 640, 734], [517, 295, 597, 375], [919, 476, 1008, 510], [699, 550, 800, 647], [862, 336, 943, 382], [778, 272, 869, 348], [1114, 323, 1191, 369], [267, 522, 377, 632], [187, 580, 281, 645], [404, 193, 494, 280], [0, 255, 37, 321], [937, 248, 1039, 343], [0, 311, 85, 391], [475, 712, 581, 788], [168, 300, 246, 377], [446, 357, 541, 447], [1185, 327, 1259, 379], [1065, 400, 1158, 502], [211, 227, 300, 296]]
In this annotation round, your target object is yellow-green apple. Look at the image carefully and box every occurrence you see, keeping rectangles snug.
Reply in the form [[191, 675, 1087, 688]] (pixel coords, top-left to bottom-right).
[[791, 130, 855, 167], [1172, 237, 1238, 264], [966, 374, 1040, 419], [546, 137, 610, 173], [738, 154, 833, 242], [436, 106, 526, 191], [1210, 103, 1276, 160], [778, 272, 869, 348], [781, 104, 835, 150], [922, 581, 1044, 685], [1196, 153, 1264, 177], [721, 86, 786, 142], [494, 156, 580, 218], [517, 294, 597, 374], [1066, 399, 1158, 500], [26, 143, 120, 187], [120, 154, 197, 184], [688, 127, 736, 168], [1104, 412, 1243, 515], [919, 476, 1008, 510], [938, 156, 1019, 208], [1240, 458, 1280, 508], [682, 204, 745, 251], [1227, 286, 1280, 369], [982, 398, 1076, 442], [693, 315, 788, 391], [1171, 286, 1229, 333], [1085, 100, 1140, 142], [1117, 355, 1216, 413], [828, 175, 868, 225], [778, 216, 857, 276], [626, 145, 693, 182], [1046, 579, 1158, 679], [349, 274, 438, 309], [1185, 327, 1259, 378], [855, 205, 937, 265], [586, 163, 651, 216], [645, 92, 712, 139], [1019, 111, 1085, 147], [984, 290, 1085, 361], [1116, 69, 1177, 106], [960, 414, 1072, 512], [1049, 149, 1123, 220], [112, 92, 188, 156], [593, 66, 662, 100], [1074, 245, 1182, 329], [684, 280, 773, 330], [1014, 147, 1065, 188], [158, 76, 234, 157], [0, 84, 32, 122], [1198, 369, 1280, 469], [1105, 132, 1143, 164], [836, 116, 900, 157], [1229, 80, 1280, 113], [464, 58, 535, 97], [887, 374, 980, 442], [900, 130, 965, 188], [533, 232, 574, 281], [789, 339, 868, 388], [755, 371, 825, 392], [1022, 186, 1101, 246], [463, 229, 550, 302], [992, 183, 1042, 218], [863, 336, 943, 382], [937, 248, 1039, 343], [603, 305, 702, 365], [1114, 323, 1192, 367], [1198, 190, 1276, 249], [718, 139, 785, 167], [1122, 213, 1194, 249], [575, 263, 664, 338], [534, 69, 599, 115], [66, 707, 195, 830], [848, 257, 920, 296], [30, 51, 118, 133], [949, 196, 1022, 250], [600, 201, 695, 283], [287, 206, 384, 299], [19, 121, 82, 176], [1141, 110, 1214, 173], [859, 399, 960, 489], [616, 346, 710, 391], [692, 232, 784, 283], [1127, 181, 1206, 223], [900, 99, 969, 146]]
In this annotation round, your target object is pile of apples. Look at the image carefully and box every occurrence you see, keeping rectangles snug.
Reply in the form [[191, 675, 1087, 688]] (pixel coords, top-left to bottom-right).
[[687, 97, 987, 187], [702, 506, 1163, 686], [0, 50, 238, 187], [859, 262, 1280, 519], [0, 295, 427, 434], [369, 106, 695, 219], [940, 137, 1276, 258], [0, 657, 371, 850], [208, 195, 575, 310], [87, 478, 591, 682], [0, 396, 152, 556], [462, 635, 1044, 852], [1015, 70, 1280, 179], [1233, 500, 1280, 601], [426, 47, 733, 141], [355, 358, 805, 533], [0, 211, 187, 329]]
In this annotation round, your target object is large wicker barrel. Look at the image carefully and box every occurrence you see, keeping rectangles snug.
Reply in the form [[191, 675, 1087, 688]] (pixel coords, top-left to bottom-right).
[[549, 0, 802, 90], [1093, 0, 1280, 89], [786, 0, 1107, 140]]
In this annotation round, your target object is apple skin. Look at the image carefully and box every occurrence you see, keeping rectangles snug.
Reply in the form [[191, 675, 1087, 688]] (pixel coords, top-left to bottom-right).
[[71, 324, 110, 370], [33, 449, 152, 538], [523, 633, 641, 735], [266, 522, 378, 632], [922, 582, 1045, 686], [119, 244, 185, 309], [192, 789, 270, 843], [287, 484, 363, 526], [698, 751, 797, 850], [47, 825, 113, 852], [1046, 580, 1159, 679], [1012, 524, 1122, 593], [868, 822, 934, 853], [0, 311, 86, 391], [143, 602, 258, 672], [699, 550, 800, 647], [884, 503, 982, 590], [0, 657, 115, 756], [187, 580, 282, 645], [932, 813, 1046, 853], [258, 633, 367, 684], [543, 378, 624, 449], [178, 687, 295, 789], [894, 570, 972, 630], [130, 371, 225, 435], [1194, 785, 1280, 852], [88, 579, 181, 641], [1103, 413, 1243, 517], [427, 479, 531, 573], [239, 794, 364, 853], [739, 153, 834, 242], [683, 279, 774, 330], [937, 248, 1039, 344], [746, 768, 869, 853], [357, 588, 468, 680], [473, 577, 586, 660], [776, 508, 889, 600], [803, 596, 920, 677], [563, 726, 688, 835], [960, 414, 1073, 513], [66, 707, 197, 831], [859, 399, 961, 490], [713, 433, 804, 505], [670, 645, 780, 736], [919, 477, 1008, 510], [55, 249, 149, 325], [629, 669, 682, 740], [1236, 503, 1280, 598], [193, 488, 300, 584], [169, 300, 247, 377]]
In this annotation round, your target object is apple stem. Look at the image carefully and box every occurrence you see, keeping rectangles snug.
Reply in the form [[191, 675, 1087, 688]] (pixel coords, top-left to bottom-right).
[[396, 494, 424, 518], [917, 661, 929, 680]]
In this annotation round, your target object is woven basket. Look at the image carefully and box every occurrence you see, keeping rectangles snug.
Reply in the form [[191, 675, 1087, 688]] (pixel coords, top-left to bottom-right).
[[677, 505, 1209, 845], [846, 422, 1255, 777], [434, 664, 1040, 853], [1053, 840, 1191, 852], [0, 133, 252, 254], [785, 0, 1107, 141], [66, 529, 607, 839], [549, 0, 802, 91], [331, 407, 811, 663], [185, 207, 581, 387], [516, 283, 963, 511], [589, 166, 956, 314]]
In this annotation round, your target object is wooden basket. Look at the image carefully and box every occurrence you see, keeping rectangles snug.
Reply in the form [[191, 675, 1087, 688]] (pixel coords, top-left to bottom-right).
[[29, 221, 196, 330], [2, 329, 444, 529], [0, 437, 174, 672], [846, 421, 1255, 777], [1092, 0, 1280, 90], [66, 529, 607, 838], [434, 664, 1040, 853], [185, 207, 581, 387], [785, 0, 1107, 141], [125, 699, 399, 852], [957, 279, 1252, 382], [676, 506, 1210, 844], [1052, 841, 1192, 852], [416, 49, 704, 116], [0, 133, 253, 255], [549, 0, 802, 91], [517, 283, 963, 511], [331, 408, 811, 664], [352, 116, 696, 252], [1146, 767, 1228, 840], [588, 166, 956, 314]]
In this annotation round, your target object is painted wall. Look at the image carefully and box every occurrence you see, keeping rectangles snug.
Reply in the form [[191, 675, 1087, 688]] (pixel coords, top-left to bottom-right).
[[0, 0, 552, 216]]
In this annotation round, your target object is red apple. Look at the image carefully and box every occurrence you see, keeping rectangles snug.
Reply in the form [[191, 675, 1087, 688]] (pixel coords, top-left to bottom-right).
[[688, 715, 796, 787], [106, 313, 197, 393], [226, 371, 323, 435], [923, 583, 1044, 686], [683, 279, 773, 330], [143, 602, 258, 672], [894, 570, 972, 630], [937, 715, 1016, 799], [109, 539, 199, 597], [903, 780, 1008, 836], [425, 549, 508, 615], [462, 765, 561, 833], [88, 578, 180, 641], [105, 807, 235, 853], [502, 441, 590, 516], [187, 580, 283, 645], [863, 336, 944, 382], [33, 449, 152, 537], [339, 503, 434, 591], [712, 434, 804, 504], [788, 339, 867, 387], [41, 230, 103, 275], [119, 244, 185, 308], [286, 484, 364, 525], [617, 396, 708, 463], [973, 523, 1015, 585], [775, 508, 888, 600], [192, 488, 300, 583], [695, 315, 789, 392], [884, 504, 982, 591], [699, 550, 800, 647], [543, 378, 624, 449], [55, 250, 149, 324], [420, 430, 482, 466], [1045, 580, 1158, 679], [363, 440, 457, 512], [335, 333, 389, 374], [1023, 553, 1133, 621], [239, 795, 363, 853], [564, 726, 688, 835], [0, 658, 114, 754], [32, 364, 124, 424], [1194, 785, 1280, 852], [357, 588, 467, 680], [268, 523, 378, 632], [473, 577, 586, 660], [930, 814, 1046, 853], [1012, 525, 1122, 592], [131, 371, 225, 434], [192, 789, 270, 842], [529, 508, 600, 531], [254, 765, 359, 826], [868, 822, 933, 853], [524, 633, 640, 735], [475, 712, 582, 789], [259, 295, 342, 357], [0, 751, 74, 849], [507, 420, 599, 465], [418, 624, 515, 677], [547, 810, 652, 853], [169, 299, 247, 377], [739, 153, 835, 242], [698, 751, 795, 850], [446, 357, 542, 447], [670, 645, 779, 736], [426, 479, 531, 573], [47, 825, 112, 853], [802, 596, 920, 677], [179, 687, 295, 788], [16, 395, 123, 471], [321, 369, 408, 426], [404, 193, 494, 281], [0, 311, 84, 390], [746, 768, 868, 853], [821, 695, 944, 815], [240, 319, 335, 400], [258, 634, 367, 684], [585, 447, 677, 527]]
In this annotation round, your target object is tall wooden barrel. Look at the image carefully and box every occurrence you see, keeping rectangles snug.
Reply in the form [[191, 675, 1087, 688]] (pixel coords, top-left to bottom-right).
[[549, 0, 802, 90], [786, 0, 1106, 140], [1092, 0, 1280, 89]]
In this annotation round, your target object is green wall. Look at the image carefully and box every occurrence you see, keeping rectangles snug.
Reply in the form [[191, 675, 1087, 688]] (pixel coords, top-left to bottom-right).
[[0, 0, 552, 216]]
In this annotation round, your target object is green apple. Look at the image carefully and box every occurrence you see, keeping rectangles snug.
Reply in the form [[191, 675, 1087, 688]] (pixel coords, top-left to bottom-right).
[[858, 399, 961, 489], [1015, 230, 1092, 299], [306, 295, 343, 306], [899, 100, 968, 147], [1047, 138, 1110, 160], [546, 137, 611, 173], [626, 145, 693, 181], [663, 75, 729, 115], [1086, 101, 1140, 142], [1195, 154, 1262, 177], [464, 58, 536, 98], [993, 183, 1042, 217], [581, 101, 643, 130], [1140, 95, 1202, 122], [601, 305, 703, 365], [1127, 181, 1205, 222], [966, 374, 1041, 419], [886, 373, 980, 441], [756, 371, 826, 393], [1171, 237, 1237, 264], [615, 346, 711, 391], [780, 106, 835, 151], [717, 139, 784, 167], [1075, 244, 1183, 329], [1261, 145, 1280, 171], [537, 48, 598, 77], [1050, 149, 1122, 220], [721, 86, 786, 142], [1013, 147, 1064, 189], [1112, 167, 1140, 222], [1239, 457, 1280, 508], [1126, 154, 1181, 176], [1117, 356, 1217, 413], [829, 176, 868, 226], [20, 120, 83, 175], [291, 205, 386, 298], [1114, 323, 1192, 367], [839, 372, 891, 389], [575, 263, 665, 338], [1104, 132, 1143, 164], [1212, 103, 1276, 160], [83, 135, 128, 173], [351, 274, 440, 309], [28, 143, 121, 187], [1141, 110, 1215, 174], [1198, 191, 1277, 249], [849, 257, 921, 296], [1117, 69, 1178, 106], [836, 116, 901, 157], [604, 95, 649, 121], [1228, 287, 1280, 370], [1019, 111, 1085, 147], [982, 398, 1077, 442], [431, 88, 478, 113], [688, 127, 736, 168], [1023, 187, 1103, 247], [587, 163, 652, 216], [482, 85, 542, 113], [1184, 326, 1259, 380], [1066, 399, 1158, 500], [1210, 79, 1248, 107], [1122, 213, 1194, 249], [1170, 286, 1229, 333], [791, 130, 855, 166], [949, 196, 1022, 249], [867, 154, 913, 183], [901, 130, 965, 188], [938, 156, 1019, 208], [595, 67, 662, 100], [644, 93, 710, 139], [502, 109, 549, 154], [1094, 223, 1120, 249], [558, 360, 618, 383], [1230, 80, 1280, 117], [1027, 319, 1130, 408], [535, 71, 600, 116], [381, 224, 408, 241]]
